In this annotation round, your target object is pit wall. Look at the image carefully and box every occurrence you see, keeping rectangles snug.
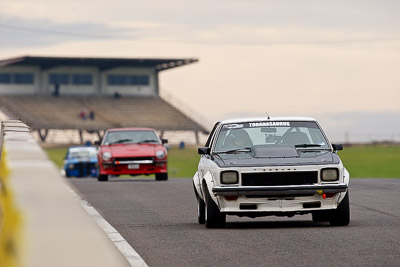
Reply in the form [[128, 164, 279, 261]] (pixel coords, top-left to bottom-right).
[[0, 120, 129, 267]]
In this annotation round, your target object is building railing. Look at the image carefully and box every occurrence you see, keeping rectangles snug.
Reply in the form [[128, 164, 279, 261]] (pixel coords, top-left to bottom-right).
[[159, 88, 214, 132]]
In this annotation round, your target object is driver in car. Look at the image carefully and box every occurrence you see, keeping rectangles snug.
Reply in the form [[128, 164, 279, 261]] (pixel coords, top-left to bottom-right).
[[224, 129, 253, 149]]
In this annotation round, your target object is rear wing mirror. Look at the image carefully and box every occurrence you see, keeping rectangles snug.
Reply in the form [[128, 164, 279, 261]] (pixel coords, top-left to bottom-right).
[[161, 139, 168, 144]]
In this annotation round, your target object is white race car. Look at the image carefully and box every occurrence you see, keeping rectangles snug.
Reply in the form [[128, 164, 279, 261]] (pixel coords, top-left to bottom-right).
[[193, 117, 350, 228]]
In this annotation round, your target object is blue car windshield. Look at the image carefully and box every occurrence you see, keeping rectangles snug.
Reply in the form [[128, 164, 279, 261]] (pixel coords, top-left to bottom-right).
[[68, 147, 97, 159], [213, 121, 330, 152]]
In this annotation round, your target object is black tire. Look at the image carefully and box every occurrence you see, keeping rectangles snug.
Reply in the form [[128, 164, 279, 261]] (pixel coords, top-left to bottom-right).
[[97, 174, 108, 182], [197, 195, 206, 224], [329, 191, 350, 226], [155, 173, 168, 181], [205, 188, 226, 228]]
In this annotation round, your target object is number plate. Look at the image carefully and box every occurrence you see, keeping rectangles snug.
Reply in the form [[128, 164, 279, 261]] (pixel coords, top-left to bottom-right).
[[128, 164, 140, 169]]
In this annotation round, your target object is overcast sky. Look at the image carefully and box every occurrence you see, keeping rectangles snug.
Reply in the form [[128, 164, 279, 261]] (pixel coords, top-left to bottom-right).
[[1, 0, 399, 141]]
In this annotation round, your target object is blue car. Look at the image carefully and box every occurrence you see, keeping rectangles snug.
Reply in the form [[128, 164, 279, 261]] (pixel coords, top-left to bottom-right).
[[64, 146, 98, 177]]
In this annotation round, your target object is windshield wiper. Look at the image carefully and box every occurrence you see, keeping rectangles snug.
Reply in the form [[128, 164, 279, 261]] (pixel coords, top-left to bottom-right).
[[294, 144, 322, 148], [137, 139, 159, 143], [294, 144, 331, 151], [111, 139, 133, 144], [214, 147, 252, 154]]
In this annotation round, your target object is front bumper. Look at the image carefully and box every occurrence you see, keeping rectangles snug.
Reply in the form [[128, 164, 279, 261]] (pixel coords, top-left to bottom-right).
[[212, 183, 348, 197], [212, 183, 348, 214], [99, 161, 167, 175]]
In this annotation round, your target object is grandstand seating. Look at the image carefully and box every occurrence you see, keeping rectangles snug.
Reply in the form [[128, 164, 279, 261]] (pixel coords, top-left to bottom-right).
[[0, 95, 207, 133]]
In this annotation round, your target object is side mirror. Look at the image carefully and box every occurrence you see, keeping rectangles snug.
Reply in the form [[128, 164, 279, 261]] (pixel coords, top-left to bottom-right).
[[198, 147, 211, 155], [94, 141, 101, 146], [332, 144, 343, 151], [161, 139, 168, 144]]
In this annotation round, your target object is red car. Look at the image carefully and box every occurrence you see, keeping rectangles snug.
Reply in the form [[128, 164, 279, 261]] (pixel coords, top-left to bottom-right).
[[97, 128, 168, 181]]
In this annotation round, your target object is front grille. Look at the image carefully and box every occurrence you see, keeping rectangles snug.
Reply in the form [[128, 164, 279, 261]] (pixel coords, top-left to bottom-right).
[[114, 157, 153, 161], [242, 171, 318, 186], [72, 162, 97, 176]]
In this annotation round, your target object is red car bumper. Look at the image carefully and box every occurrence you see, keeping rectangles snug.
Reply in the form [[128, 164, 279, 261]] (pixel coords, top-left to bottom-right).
[[99, 160, 167, 176]]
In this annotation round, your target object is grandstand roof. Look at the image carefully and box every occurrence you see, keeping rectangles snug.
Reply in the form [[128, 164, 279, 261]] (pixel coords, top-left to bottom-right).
[[0, 56, 198, 71], [0, 95, 209, 134]]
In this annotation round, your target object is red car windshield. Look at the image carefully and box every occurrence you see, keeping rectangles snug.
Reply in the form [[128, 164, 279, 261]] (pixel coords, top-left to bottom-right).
[[103, 130, 160, 145]]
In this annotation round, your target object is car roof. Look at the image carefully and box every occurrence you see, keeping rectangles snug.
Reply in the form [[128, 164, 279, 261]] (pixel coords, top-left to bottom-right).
[[106, 127, 156, 132], [218, 116, 317, 124]]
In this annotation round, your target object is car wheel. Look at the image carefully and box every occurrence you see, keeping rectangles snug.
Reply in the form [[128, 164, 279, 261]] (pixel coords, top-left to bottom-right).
[[197, 195, 206, 224], [205, 188, 226, 228], [193, 182, 205, 224], [97, 174, 108, 182], [155, 173, 168, 181], [329, 191, 350, 226]]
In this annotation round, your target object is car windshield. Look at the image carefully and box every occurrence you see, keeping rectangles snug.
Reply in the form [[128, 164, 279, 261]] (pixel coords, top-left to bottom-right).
[[104, 130, 160, 145], [68, 147, 97, 159], [213, 121, 330, 153]]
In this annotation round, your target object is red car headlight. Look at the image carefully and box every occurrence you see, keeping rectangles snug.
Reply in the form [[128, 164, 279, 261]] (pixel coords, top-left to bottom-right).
[[155, 150, 165, 159], [102, 152, 112, 161]]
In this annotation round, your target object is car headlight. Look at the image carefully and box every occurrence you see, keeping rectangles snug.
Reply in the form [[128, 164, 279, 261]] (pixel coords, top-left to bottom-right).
[[68, 164, 75, 169], [155, 150, 165, 159], [321, 168, 339, 181], [221, 171, 239, 184], [102, 152, 112, 161]]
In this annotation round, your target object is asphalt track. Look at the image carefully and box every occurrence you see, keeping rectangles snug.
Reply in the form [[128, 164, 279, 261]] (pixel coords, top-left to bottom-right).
[[70, 178, 400, 267]]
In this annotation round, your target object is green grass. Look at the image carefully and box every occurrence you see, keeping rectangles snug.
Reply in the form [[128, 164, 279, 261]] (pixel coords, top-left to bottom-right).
[[167, 146, 199, 178], [45, 145, 400, 178], [338, 145, 400, 178], [46, 147, 68, 169]]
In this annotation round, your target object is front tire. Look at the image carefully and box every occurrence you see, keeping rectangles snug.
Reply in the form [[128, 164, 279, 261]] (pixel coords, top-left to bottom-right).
[[329, 191, 350, 226], [205, 188, 226, 228], [97, 174, 108, 181], [155, 173, 168, 181], [197, 195, 206, 224]]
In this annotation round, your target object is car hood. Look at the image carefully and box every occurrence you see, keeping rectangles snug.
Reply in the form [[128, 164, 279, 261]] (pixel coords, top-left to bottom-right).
[[213, 148, 340, 167], [106, 144, 160, 157]]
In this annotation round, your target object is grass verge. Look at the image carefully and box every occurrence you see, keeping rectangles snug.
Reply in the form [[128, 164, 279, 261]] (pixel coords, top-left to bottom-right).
[[338, 145, 400, 178]]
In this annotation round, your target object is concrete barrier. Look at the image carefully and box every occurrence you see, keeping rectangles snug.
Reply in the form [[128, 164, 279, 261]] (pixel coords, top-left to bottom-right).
[[0, 120, 129, 267]]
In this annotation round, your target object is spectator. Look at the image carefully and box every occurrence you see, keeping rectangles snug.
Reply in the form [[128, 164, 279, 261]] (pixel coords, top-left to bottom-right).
[[113, 92, 121, 99], [89, 111, 95, 120], [79, 108, 87, 120], [53, 83, 60, 97]]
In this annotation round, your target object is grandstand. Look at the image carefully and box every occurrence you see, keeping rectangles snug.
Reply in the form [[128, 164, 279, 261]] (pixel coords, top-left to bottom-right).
[[0, 56, 208, 143]]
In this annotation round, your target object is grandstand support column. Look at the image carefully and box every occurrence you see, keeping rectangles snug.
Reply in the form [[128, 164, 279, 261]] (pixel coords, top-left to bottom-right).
[[38, 129, 49, 142], [79, 129, 83, 144], [195, 131, 200, 145], [96, 131, 103, 141]]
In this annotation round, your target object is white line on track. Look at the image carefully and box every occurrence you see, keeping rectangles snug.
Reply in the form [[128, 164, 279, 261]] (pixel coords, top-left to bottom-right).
[[68, 187, 148, 267]]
